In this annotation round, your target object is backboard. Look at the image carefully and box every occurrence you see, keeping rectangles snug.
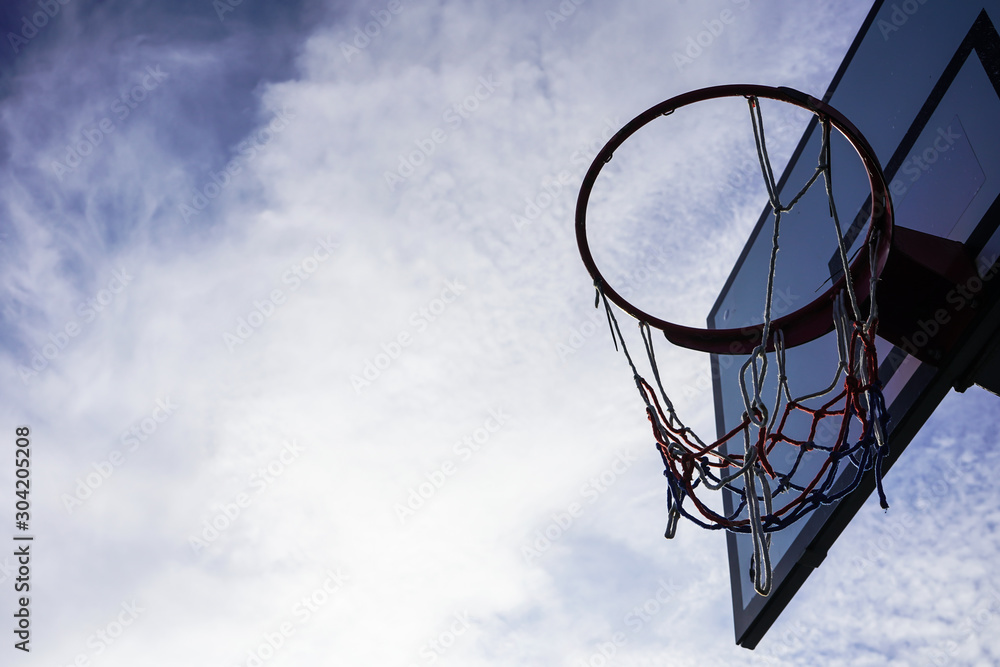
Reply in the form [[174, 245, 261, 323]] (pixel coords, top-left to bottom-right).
[[709, 0, 1000, 648]]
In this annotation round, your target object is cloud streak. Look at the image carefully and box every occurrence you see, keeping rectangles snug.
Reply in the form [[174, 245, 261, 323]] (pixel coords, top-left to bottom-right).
[[1, 1, 996, 665]]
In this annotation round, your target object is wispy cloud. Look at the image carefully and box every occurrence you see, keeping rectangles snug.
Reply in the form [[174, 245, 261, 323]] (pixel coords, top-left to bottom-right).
[[1, 1, 996, 665]]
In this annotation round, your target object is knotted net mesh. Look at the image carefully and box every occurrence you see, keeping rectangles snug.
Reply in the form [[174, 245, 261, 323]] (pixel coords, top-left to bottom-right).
[[596, 97, 890, 596]]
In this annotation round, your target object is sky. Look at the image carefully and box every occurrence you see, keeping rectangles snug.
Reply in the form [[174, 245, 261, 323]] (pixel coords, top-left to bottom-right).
[[1, 0, 999, 665]]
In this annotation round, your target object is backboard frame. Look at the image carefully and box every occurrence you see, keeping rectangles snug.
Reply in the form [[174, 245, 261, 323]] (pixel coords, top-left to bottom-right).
[[709, 1, 1000, 648]]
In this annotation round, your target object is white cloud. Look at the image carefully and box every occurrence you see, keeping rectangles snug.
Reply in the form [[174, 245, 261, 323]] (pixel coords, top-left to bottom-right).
[[2, 0, 998, 665]]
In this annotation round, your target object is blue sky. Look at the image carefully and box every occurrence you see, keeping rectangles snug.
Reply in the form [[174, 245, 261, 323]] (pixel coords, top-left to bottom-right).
[[2, 0, 999, 665]]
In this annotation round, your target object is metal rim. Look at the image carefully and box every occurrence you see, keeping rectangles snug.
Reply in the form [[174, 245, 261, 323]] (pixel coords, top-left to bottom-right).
[[575, 84, 894, 355]]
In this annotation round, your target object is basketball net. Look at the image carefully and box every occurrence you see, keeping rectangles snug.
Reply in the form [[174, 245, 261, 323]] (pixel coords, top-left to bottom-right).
[[595, 97, 890, 596]]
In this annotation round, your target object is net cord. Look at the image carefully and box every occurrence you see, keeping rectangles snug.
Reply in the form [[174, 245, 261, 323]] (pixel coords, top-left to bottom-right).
[[590, 97, 890, 597]]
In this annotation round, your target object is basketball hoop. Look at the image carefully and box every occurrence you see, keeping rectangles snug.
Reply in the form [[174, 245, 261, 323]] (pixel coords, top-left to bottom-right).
[[577, 85, 893, 354], [576, 85, 893, 596]]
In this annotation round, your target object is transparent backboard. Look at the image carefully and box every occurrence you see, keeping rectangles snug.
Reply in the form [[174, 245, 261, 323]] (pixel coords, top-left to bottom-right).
[[708, 0, 1000, 648]]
